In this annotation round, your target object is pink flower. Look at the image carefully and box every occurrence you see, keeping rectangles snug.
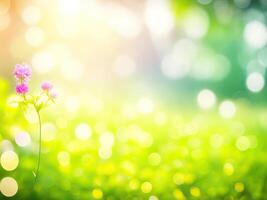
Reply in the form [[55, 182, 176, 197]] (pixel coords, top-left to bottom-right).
[[16, 83, 29, 94], [41, 81, 53, 92], [14, 64, 32, 81]]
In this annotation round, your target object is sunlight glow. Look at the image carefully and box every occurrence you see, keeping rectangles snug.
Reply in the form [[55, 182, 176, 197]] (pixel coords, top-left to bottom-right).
[[25, 26, 45, 47], [0, 0, 10, 15], [108, 4, 142, 39], [32, 51, 54, 74], [113, 55, 136, 78], [137, 98, 154, 114], [144, 0, 174, 38], [58, 0, 81, 14]]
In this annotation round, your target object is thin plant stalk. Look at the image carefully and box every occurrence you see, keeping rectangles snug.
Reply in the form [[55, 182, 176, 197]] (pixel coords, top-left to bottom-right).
[[34, 109, 42, 183]]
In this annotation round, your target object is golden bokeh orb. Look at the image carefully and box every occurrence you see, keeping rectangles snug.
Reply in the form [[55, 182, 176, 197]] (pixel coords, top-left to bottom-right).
[[0, 177, 18, 197], [0, 150, 19, 171]]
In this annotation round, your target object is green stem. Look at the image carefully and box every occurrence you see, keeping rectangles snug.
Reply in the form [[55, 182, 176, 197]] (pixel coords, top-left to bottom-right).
[[34, 109, 42, 184]]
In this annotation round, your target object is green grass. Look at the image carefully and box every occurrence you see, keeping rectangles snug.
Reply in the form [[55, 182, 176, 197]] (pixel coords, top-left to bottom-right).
[[1, 78, 267, 199]]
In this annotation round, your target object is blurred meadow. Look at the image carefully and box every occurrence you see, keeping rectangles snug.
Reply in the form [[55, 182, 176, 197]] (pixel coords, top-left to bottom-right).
[[1, 0, 267, 199]]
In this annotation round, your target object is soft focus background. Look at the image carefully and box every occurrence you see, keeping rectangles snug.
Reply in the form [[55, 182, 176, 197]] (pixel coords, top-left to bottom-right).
[[1, 0, 267, 199]]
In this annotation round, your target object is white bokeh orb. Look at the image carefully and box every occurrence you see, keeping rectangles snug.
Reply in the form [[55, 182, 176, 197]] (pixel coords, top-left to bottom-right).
[[219, 100, 236, 119], [15, 132, 31, 147], [197, 89, 217, 110], [246, 72, 265, 93], [75, 123, 92, 140], [244, 20, 267, 48]]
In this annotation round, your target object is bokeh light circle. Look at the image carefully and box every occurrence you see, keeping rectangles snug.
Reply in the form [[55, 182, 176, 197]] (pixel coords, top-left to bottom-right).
[[236, 136, 250, 151], [0, 177, 18, 197], [25, 26, 45, 47], [197, 89, 216, 110], [144, 0, 174, 38], [21, 5, 42, 25], [99, 147, 112, 160], [141, 182, 152, 193], [244, 20, 267, 48], [223, 163, 234, 176], [57, 151, 70, 167], [149, 195, 159, 200], [219, 100, 236, 119], [234, 182, 245, 192], [246, 72, 265, 93], [190, 187, 201, 197], [0, 150, 19, 171], [100, 132, 114, 148], [148, 153, 161, 166], [75, 123, 92, 140], [183, 8, 209, 39], [15, 131, 31, 147], [92, 188, 103, 199]]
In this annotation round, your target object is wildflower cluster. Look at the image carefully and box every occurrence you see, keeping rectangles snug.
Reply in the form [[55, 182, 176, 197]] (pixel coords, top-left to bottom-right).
[[14, 63, 56, 110]]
